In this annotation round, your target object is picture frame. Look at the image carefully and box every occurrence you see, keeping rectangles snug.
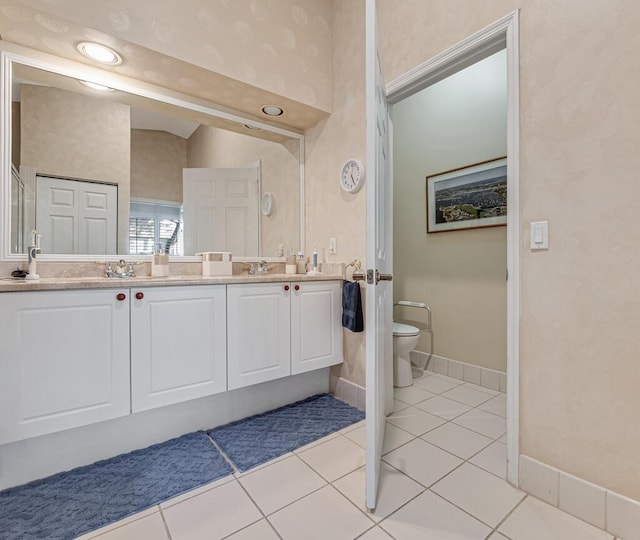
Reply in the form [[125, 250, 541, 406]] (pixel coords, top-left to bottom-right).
[[426, 157, 507, 233]]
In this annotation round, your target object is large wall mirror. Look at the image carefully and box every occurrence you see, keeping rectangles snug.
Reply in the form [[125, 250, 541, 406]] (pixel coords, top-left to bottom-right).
[[2, 50, 304, 261]]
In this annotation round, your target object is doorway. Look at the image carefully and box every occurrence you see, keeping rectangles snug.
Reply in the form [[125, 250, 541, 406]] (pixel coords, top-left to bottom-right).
[[380, 11, 520, 488]]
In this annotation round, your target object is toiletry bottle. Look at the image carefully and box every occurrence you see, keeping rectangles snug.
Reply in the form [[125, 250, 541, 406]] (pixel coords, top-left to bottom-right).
[[312, 248, 318, 272]]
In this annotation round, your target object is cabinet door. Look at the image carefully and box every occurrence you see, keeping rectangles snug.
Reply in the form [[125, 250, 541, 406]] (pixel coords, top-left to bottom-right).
[[227, 282, 291, 390], [0, 289, 130, 444], [130, 285, 227, 412], [291, 281, 343, 375]]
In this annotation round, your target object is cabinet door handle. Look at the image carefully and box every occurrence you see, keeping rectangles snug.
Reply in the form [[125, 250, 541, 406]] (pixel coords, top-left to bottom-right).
[[284, 285, 290, 291], [294, 285, 300, 291], [135, 292, 144, 300], [116, 293, 126, 301]]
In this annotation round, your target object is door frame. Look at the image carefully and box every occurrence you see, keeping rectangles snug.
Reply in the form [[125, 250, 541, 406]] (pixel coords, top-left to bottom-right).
[[385, 10, 521, 487]]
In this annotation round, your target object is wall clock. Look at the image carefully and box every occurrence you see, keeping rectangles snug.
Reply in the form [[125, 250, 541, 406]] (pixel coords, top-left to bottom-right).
[[340, 159, 365, 193], [261, 192, 274, 216]]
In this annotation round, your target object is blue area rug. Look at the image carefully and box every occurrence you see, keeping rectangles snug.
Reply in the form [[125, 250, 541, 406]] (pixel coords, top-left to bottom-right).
[[208, 393, 365, 472], [0, 431, 233, 540]]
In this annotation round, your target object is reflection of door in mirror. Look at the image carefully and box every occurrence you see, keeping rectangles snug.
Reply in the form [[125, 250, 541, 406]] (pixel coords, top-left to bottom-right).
[[183, 167, 259, 256], [36, 176, 117, 255]]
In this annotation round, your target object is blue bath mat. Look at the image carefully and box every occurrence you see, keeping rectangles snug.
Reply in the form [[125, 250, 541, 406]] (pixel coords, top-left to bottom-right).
[[208, 393, 365, 472], [0, 431, 233, 540]]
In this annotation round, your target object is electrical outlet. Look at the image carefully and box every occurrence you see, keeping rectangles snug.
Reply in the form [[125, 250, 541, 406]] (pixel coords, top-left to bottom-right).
[[329, 237, 337, 255]]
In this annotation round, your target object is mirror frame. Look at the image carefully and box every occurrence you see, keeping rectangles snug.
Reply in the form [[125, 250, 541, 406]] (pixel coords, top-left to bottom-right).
[[0, 42, 305, 263]]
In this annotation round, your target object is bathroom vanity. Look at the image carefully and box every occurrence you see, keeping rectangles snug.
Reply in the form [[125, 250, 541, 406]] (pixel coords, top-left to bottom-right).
[[0, 275, 343, 489]]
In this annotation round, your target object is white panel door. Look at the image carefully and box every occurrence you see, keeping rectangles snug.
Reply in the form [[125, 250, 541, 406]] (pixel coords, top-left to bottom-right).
[[130, 285, 227, 412], [182, 167, 259, 256], [365, 0, 394, 510], [291, 281, 343, 375], [36, 176, 117, 254], [227, 282, 291, 390], [0, 289, 130, 444]]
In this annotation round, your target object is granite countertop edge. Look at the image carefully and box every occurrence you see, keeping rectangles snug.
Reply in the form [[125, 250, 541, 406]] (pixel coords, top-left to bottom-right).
[[0, 273, 344, 293]]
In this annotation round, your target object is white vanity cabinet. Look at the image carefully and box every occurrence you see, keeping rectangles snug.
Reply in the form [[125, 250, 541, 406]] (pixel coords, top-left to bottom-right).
[[130, 285, 227, 412], [227, 280, 343, 390], [0, 289, 130, 444], [227, 282, 291, 390], [291, 281, 343, 375]]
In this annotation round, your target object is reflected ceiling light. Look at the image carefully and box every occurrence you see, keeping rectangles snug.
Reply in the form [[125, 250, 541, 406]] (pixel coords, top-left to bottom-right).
[[76, 42, 122, 65], [79, 80, 114, 92], [261, 105, 284, 116], [243, 124, 262, 130]]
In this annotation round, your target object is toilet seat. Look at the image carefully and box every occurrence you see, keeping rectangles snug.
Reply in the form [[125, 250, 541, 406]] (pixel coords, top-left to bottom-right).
[[393, 322, 420, 337]]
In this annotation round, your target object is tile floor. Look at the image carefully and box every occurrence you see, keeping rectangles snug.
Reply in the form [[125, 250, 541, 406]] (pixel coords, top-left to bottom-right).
[[77, 371, 618, 540]]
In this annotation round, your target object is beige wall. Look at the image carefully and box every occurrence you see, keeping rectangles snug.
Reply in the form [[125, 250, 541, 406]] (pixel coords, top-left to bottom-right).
[[305, 0, 367, 387], [20, 85, 131, 250], [130, 129, 187, 203], [393, 51, 507, 372], [187, 125, 300, 257], [379, 0, 640, 501]]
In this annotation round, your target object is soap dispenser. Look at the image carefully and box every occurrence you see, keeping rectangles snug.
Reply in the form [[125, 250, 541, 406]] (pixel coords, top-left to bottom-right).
[[25, 231, 41, 281], [151, 244, 169, 277]]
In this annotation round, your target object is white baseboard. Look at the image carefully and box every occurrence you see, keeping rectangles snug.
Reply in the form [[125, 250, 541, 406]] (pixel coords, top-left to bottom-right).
[[520, 455, 640, 540], [0, 369, 330, 490], [332, 377, 365, 411], [411, 350, 507, 393]]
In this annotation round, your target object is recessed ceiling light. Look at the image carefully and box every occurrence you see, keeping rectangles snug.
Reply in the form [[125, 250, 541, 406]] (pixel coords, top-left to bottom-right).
[[261, 105, 284, 117], [243, 124, 262, 130], [79, 80, 114, 92], [76, 42, 122, 65]]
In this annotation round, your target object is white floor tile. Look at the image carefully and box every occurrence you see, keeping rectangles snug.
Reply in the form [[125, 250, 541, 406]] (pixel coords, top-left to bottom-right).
[[469, 440, 507, 479], [239, 455, 326, 515], [421, 422, 493, 460], [269, 485, 373, 540], [163, 480, 262, 540], [297, 435, 366, 482], [478, 395, 507, 417], [414, 376, 460, 394], [225, 519, 280, 540], [358, 526, 394, 540], [84, 512, 168, 540], [386, 406, 445, 436], [334, 462, 424, 522], [432, 463, 525, 527], [441, 385, 495, 407], [383, 438, 462, 487], [77, 508, 159, 539], [293, 432, 340, 454], [340, 419, 366, 435], [380, 490, 491, 540], [393, 398, 409, 413], [607, 490, 640, 540], [160, 475, 234, 509], [432, 373, 466, 384], [393, 385, 436, 405], [343, 422, 415, 456], [558, 472, 606, 530], [462, 382, 501, 396], [488, 533, 510, 540], [414, 394, 472, 420], [343, 424, 366, 447], [453, 409, 506, 439], [499, 496, 614, 540]]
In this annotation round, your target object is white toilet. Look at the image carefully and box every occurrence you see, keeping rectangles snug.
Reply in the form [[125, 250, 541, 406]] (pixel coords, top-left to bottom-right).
[[393, 322, 421, 387]]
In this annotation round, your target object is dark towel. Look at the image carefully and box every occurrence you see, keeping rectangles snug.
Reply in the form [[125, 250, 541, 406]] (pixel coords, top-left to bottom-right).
[[342, 280, 364, 332]]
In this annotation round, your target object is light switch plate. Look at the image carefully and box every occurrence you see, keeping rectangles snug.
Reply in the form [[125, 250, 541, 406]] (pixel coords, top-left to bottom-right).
[[530, 221, 549, 250]]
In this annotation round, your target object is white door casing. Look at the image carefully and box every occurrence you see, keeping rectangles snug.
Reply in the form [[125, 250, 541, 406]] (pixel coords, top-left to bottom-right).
[[182, 167, 259, 256], [365, 0, 394, 511]]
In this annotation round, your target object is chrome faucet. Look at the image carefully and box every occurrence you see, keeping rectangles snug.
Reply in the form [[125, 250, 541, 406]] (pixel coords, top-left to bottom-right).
[[257, 260, 269, 275], [105, 259, 136, 278]]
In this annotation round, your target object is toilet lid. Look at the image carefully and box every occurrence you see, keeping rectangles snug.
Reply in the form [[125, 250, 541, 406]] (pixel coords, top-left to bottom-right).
[[393, 322, 420, 336]]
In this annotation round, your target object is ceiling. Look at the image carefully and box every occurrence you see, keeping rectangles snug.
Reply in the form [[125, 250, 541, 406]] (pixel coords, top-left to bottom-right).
[[0, 0, 332, 132]]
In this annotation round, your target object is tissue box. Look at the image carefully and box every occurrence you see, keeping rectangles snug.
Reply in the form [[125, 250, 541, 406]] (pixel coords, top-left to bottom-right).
[[198, 252, 232, 276]]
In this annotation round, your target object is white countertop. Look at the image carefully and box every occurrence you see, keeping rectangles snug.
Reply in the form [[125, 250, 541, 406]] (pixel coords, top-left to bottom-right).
[[0, 273, 343, 293]]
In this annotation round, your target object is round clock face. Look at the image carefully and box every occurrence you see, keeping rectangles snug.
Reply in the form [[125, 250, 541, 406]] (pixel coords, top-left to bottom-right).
[[261, 192, 274, 216], [340, 159, 365, 193]]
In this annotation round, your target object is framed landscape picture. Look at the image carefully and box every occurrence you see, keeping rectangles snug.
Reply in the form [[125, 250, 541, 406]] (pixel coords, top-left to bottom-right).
[[426, 157, 507, 233]]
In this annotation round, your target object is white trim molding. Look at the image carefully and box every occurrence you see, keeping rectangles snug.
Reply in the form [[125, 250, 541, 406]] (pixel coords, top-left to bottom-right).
[[386, 9, 520, 488]]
